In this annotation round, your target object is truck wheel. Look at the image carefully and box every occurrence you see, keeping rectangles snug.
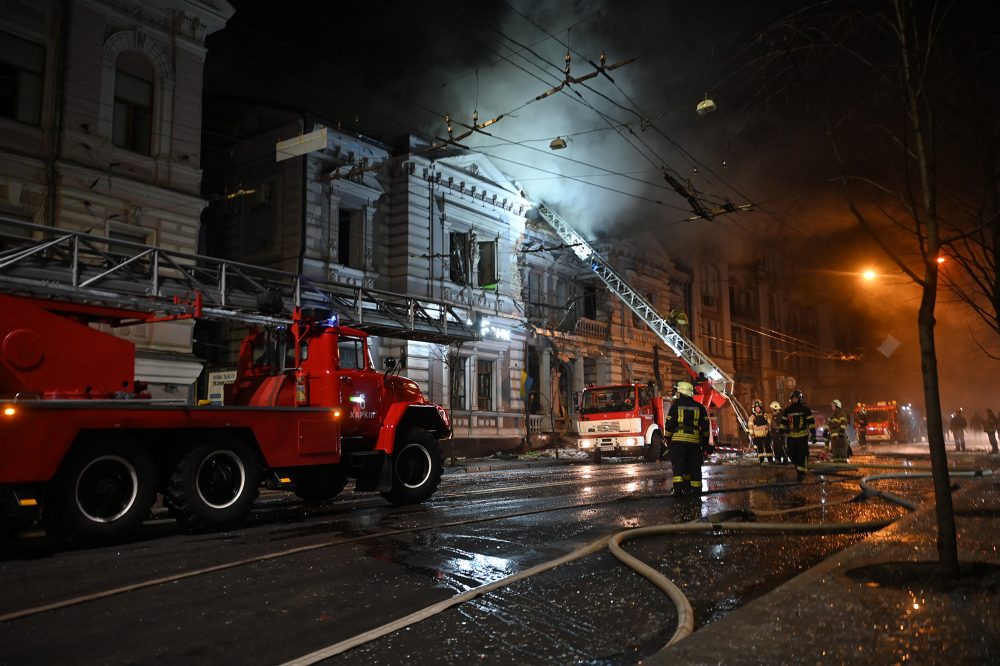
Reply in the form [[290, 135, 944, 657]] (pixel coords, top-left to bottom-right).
[[380, 428, 443, 505], [293, 465, 349, 503], [166, 441, 260, 532], [645, 431, 664, 462], [43, 445, 157, 544]]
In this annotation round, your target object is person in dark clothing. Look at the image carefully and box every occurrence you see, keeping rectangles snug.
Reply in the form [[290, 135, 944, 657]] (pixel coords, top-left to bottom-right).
[[749, 400, 773, 464], [664, 381, 710, 496], [780, 389, 816, 481], [855, 407, 868, 449], [985, 409, 1000, 454], [828, 399, 850, 461], [950, 409, 967, 451]]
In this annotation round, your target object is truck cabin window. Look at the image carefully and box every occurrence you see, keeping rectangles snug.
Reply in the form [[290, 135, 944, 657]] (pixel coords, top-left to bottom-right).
[[338, 338, 365, 370], [250, 331, 281, 368], [580, 387, 633, 414]]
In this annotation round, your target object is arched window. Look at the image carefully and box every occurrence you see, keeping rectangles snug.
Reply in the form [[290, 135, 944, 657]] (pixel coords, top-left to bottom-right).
[[112, 51, 153, 154]]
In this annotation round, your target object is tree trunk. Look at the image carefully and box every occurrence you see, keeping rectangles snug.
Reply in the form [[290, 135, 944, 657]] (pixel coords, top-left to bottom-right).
[[917, 266, 959, 576]]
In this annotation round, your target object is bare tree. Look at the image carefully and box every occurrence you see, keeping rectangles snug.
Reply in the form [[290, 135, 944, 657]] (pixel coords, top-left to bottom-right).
[[727, 0, 1000, 576]]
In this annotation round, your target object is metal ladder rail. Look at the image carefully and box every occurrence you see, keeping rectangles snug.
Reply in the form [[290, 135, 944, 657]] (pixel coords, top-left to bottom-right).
[[536, 204, 749, 433], [0, 217, 476, 341]]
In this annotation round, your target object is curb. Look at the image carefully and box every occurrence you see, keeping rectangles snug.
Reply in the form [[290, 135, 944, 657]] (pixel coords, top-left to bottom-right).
[[444, 457, 581, 474]]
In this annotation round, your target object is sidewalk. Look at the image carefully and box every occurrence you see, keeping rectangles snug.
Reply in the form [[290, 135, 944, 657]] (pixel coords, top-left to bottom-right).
[[443, 448, 587, 474]]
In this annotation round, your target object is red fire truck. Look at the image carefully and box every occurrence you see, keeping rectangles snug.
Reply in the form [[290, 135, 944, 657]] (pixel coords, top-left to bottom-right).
[[575, 381, 723, 463], [575, 382, 667, 462], [0, 294, 451, 544], [855, 400, 916, 443]]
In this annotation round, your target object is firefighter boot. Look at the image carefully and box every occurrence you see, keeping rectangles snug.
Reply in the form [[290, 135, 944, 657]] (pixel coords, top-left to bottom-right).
[[670, 476, 690, 497]]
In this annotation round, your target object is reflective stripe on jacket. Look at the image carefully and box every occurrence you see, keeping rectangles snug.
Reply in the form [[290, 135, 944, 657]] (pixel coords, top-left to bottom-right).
[[780, 404, 816, 438], [665, 396, 709, 445]]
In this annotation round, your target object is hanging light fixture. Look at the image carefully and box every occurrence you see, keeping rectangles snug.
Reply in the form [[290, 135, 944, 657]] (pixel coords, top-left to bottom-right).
[[696, 94, 717, 116], [549, 136, 568, 150]]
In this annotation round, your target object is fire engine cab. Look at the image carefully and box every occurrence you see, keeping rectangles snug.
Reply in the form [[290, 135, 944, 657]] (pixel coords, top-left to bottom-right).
[[575, 382, 668, 462]]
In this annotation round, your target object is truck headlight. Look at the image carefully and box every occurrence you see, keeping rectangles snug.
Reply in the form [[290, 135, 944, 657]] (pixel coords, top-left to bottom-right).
[[580, 439, 593, 448], [624, 437, 636, 446]]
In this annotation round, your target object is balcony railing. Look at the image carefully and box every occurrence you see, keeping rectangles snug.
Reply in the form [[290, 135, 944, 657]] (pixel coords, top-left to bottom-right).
[[574, 317, 610, 338]]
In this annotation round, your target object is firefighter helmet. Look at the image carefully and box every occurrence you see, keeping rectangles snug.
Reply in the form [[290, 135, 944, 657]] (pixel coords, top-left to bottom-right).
[[832, 398, 842, 409], [676, 381, 694, 397], [790, 389, 804, 402], [770, 401, 781, 411], [752, 400, 764, 413]]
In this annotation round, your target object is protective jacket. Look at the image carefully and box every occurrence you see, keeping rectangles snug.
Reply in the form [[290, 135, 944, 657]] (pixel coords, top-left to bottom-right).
[[664, 395, 709, 445], [780, 402, 816, 439], [749, 412, 770, 438], [828, 408, 849, 436]]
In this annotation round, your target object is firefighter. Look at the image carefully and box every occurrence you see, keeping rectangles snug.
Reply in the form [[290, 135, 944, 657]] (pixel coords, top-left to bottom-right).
[[780, 389, 816, 481], [749, 400, 773, 463], [828, 399, 850, 461], [664, 381, 710, 496], [769, 400, 788, 464], [950, 408, 968, 451], [855, 406, 868, 449]]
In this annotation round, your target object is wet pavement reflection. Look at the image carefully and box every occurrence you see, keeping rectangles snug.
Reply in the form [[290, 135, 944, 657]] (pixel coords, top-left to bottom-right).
[[0, 451, 992, 665]]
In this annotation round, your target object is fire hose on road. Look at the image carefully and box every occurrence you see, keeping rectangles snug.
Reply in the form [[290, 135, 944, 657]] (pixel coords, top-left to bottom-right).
[[280, 463, 993, 665]]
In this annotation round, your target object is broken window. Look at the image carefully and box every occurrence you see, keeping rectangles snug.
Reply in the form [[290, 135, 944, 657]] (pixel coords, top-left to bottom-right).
[[450, 231, 471, 285], [477, 239, 497, 288], [477, 359, 493, 411], [450, 355, 467, 410]]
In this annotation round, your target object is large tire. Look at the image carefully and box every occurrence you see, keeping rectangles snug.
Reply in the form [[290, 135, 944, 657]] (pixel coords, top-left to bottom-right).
[[645, 431, 664, 462], [293, 465, 349, 503], [43, 443, 157, 545], [166, 441, 260, 532], [380, 428, 443, 506]]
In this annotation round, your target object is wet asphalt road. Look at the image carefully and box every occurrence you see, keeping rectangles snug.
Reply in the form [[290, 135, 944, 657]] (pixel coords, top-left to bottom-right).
[[0, 454, 927, 665]]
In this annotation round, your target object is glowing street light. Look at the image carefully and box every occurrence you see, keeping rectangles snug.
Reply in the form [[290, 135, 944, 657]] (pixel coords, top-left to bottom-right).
[[862, 269, 877, 281]]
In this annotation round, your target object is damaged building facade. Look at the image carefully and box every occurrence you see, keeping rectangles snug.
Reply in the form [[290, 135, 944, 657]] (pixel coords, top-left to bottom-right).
[[201, 100, 787, 451]]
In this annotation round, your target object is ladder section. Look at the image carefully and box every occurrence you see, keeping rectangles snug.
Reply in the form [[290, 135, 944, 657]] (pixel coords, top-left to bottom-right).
[[0, 217, 477, 344], [536, 203, 748, 431]]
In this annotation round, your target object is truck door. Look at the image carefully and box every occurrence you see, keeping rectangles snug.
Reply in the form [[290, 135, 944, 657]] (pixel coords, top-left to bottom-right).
[[336, 336, 383, 441], [637, 385, 655, 436]]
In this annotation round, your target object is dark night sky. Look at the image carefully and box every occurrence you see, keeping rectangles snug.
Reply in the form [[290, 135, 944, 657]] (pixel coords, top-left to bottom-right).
[[204, 1, 1000, 416]]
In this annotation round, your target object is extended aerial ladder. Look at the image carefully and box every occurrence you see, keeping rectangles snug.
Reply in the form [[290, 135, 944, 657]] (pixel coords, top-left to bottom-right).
[[0, 216, 477, 344], [535, 203, 749, 433]]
